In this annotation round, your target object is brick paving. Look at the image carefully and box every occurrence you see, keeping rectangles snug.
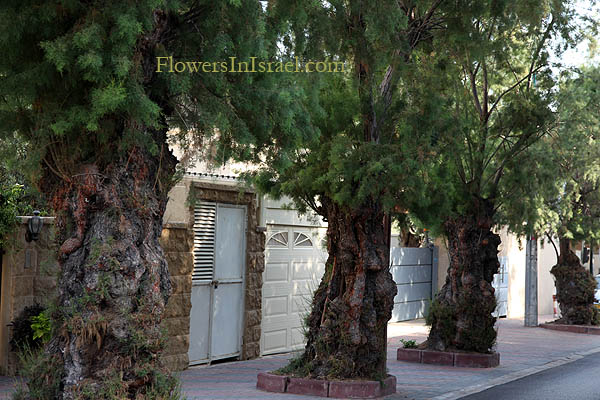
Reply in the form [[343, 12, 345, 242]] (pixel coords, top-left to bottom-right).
[[2, 315, 600, 399]]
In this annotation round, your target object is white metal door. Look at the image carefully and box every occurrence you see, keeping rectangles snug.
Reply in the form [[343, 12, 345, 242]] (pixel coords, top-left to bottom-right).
[[188, 202, 246, 365], [211, 205, 246, 360], [493, 256, 509, 317]]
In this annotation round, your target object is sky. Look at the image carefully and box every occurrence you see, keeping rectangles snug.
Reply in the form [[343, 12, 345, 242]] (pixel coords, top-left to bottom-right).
[[556, 0, 600, 68]]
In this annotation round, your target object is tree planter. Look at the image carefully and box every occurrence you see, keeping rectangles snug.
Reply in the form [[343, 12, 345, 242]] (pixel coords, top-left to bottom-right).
[[397, 348, 500, 368], [257, 372, 397, 398], [540, 323, 600, 335]]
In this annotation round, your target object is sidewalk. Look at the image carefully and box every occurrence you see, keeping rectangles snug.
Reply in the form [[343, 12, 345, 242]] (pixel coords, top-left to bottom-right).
[[2, 315, 600, 399]]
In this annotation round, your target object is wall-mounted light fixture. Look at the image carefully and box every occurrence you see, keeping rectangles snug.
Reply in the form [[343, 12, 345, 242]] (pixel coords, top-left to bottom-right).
[[26, 210, 43, 242]]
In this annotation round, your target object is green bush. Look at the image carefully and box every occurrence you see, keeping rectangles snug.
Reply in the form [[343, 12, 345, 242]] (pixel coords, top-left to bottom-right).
[[400, 339, 417, 349], [12, 344, 63, 400], [30, 311, 51, 343], [0, 184, 24, 248], [10, 304, 47, 352]]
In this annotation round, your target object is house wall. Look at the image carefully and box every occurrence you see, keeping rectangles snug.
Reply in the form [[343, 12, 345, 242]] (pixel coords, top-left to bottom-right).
[[0, 218, 58, 375], [159, 224, 194, 371], [500, 231, 557, 318]]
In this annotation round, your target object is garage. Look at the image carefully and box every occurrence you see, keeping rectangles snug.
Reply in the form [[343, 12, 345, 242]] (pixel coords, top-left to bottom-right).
[[260, 199, 327, 355]]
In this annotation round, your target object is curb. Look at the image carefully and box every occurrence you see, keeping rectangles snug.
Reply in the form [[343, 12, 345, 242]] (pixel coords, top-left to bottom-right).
[[539, 323, 600, 335], [431, 346, 600, 400], [257, 372, 396, 398], [397, 349, 500, 368]]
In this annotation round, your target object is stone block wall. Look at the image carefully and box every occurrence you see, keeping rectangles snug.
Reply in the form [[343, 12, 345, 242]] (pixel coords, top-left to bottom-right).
[[0, 219, 59, 375], [159, 224, 194, 371]]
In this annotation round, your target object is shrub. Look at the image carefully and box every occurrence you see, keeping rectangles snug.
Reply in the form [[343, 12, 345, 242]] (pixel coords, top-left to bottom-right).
[[10, 304, 47, 352], [400, 339, 417, 349]]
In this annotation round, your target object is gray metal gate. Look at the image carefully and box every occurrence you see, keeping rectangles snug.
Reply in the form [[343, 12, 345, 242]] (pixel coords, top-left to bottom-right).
[[390, 246, 438, 322], [188, 201, 247, 365]]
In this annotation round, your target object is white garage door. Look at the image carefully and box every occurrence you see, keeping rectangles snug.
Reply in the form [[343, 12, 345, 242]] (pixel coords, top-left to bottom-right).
[[261, 226, 326, 355]]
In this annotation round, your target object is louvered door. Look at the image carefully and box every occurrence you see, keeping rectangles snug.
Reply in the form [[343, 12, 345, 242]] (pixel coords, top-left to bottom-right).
[[188, 201, 246, 365]]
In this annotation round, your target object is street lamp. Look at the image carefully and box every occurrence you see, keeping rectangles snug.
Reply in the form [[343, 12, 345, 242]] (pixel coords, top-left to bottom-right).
[[26, 210, 43, 242]]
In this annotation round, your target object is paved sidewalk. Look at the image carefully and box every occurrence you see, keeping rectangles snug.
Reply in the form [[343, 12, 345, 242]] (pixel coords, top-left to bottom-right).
[[2, 315, 600, 399]]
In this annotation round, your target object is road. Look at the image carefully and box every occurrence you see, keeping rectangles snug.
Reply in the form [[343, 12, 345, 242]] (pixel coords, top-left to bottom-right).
[[461, 352, 600, 400]]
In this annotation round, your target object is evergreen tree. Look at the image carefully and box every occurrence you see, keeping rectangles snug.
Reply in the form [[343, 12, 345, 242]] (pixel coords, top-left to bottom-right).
[[416, 0, 582, 353], [540, 65, 600, 325], [0, 1, 308, 397], [257, 0, 456, 380]]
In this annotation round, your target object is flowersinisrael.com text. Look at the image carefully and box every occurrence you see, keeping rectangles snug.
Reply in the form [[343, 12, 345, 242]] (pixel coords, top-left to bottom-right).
[[156, 56, 345, 73]]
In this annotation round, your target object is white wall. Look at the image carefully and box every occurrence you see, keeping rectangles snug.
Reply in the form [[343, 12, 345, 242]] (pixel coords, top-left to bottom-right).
[[500, 231, 557, 318]]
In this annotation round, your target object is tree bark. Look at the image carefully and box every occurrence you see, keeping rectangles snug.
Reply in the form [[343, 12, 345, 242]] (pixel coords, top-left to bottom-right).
[[286, 197, 396, 380], [32, 128, 178, 399], [426, 198, 500, 353], [551, 238, 599, 325]]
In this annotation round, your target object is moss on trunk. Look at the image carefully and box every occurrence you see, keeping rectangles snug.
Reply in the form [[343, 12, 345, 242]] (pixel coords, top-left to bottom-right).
[[426, 198, 500, 353], [22, 128, 180, 399], [280, 197, 396, 380], [551, 238, 599, 326]]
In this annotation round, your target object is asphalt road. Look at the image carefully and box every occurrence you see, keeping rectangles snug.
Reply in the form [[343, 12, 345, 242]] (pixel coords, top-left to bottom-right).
[[462, 352, 600, 400]]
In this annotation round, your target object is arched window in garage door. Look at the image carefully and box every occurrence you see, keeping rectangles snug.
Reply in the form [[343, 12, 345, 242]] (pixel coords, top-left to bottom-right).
[[293, 232, 313, 247], [267, 231, 289, 248]]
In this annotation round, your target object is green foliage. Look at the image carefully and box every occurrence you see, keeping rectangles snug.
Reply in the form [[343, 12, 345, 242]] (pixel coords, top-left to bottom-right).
[[13, 345, 63, 400], [425, 299, 456, 347], [30, 311, 52, 344], [274, 353, 314, 378], [399, 339, 417, 349], [253, 1, 452, 217], [534, 65, 600, 242], [0, 0, 310, 191], [0, 184, 23, 248], [73, 369, 182, 400], [409, 0, 585, 236], [9, 304, 47, 353]]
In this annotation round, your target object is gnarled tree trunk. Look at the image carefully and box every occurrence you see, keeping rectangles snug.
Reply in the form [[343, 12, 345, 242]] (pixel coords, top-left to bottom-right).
[[426, 199, 500, 353], [31, 129, 178, 399], [286, 197, 396, 380], [551, 238, 599, 325]]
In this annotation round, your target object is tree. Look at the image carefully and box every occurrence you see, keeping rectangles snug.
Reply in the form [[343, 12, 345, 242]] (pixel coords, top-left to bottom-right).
[[416, 0, 581, 353], [539, 65, 600, 325], [257, 0, 458, 380], [0, 1, 308, 398], [0, 134, 46, 248]]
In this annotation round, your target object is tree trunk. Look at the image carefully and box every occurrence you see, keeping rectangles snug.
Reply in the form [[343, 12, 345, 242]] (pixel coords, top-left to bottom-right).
[[29, 129, 178, 399], [426, 199, 500, 353], [285, 197, 396, 380], [551, 238, 599, 325]]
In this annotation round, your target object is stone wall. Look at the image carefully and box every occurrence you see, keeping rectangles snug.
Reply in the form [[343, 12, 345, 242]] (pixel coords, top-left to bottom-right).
[[0, 218, 58, 375], [192, 182, 265, 361], [159, 224, 194, 371]]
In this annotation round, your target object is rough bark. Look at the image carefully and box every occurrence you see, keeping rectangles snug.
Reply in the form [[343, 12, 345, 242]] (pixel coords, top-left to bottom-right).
[[29, 128, 178, 399], [426, 199, 500, 353], [285, 197, 396, 380], [551, 238, 599, 325], [17, 9, 181, 399]]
